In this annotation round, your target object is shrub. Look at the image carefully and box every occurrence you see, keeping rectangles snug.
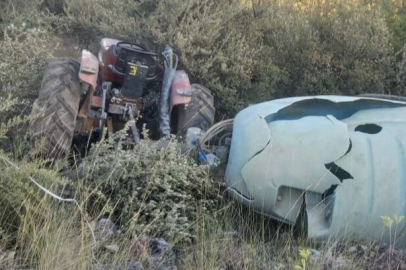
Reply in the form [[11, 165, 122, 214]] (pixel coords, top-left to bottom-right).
[[379, 0, 406, 54], [73, 133, 223, 243], [0, 23, 57, 245], [0, 24, 52, 100], [141, 1, 261, 116], [0, 24, 54, 155], [0, 0, 51, 29], [254, 0, 396, 99]]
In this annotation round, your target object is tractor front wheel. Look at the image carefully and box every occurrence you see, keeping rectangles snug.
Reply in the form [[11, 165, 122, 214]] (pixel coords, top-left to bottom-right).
[[30, 58, 81, 158]]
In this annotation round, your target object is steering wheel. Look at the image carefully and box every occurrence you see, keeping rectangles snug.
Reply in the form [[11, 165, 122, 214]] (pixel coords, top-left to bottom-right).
[[116, 41, 159, 57]]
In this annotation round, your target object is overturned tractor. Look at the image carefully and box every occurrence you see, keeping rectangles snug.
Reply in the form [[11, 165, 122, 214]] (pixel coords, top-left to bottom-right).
[[30, 38, 215, 157]]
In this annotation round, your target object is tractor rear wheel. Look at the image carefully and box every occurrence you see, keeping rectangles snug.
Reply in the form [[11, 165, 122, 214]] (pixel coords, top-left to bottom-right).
[[30, 58, 81, 158], [171, 84, 215, 137]]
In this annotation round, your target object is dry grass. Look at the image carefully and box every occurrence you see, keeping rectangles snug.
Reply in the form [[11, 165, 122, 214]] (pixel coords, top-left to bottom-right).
[[1, 189, 404, 269]]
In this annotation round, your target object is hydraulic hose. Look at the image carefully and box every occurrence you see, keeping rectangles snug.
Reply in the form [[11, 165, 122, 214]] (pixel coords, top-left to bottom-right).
[[127, 106, 141, 144], [159, 45, 178, 138], [199, 119, 234, 147]]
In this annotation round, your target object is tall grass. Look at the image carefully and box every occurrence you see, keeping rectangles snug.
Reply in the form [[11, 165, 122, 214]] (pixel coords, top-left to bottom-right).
[[1, 189, 399, 269]]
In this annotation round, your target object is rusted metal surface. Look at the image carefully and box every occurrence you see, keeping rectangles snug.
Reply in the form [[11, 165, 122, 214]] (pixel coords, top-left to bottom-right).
[[91, 96, 103, 108], [77, 50, 99, 127], [79, 50, 99, 91], [99, 38, 123, 83], [170, 70, 192, 113], [226, 96, 406, 246]]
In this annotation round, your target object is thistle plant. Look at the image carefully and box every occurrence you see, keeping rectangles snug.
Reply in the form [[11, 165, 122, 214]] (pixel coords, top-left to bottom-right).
[[381, 215, 405, 268], [294, 248, 311, 270]]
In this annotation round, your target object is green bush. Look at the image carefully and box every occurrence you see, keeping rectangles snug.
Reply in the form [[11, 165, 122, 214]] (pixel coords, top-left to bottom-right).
[[73, 133, 223, 243], [0, 23, 58, 245], [0, 25, 52, 99], [0, 24, 54, 154], [378, 0, 406, 54], [0, 0, 53, 29], [254, 0, 396, 99]]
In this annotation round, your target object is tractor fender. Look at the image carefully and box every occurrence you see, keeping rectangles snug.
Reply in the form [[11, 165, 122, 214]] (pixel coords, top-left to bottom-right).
[[79, 50, 99, 91], [170, 70, 192, 113], [78, 50, 100, 120]]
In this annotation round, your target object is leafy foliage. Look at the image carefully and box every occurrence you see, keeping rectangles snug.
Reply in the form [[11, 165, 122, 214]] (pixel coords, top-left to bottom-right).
[[0, 23, 56, 245], [74, 133, 223, 243], [0, 24, 52, 99], [257, 0, 396, 98], [379, 0, 406, 53], [0, 24, 53, 154]]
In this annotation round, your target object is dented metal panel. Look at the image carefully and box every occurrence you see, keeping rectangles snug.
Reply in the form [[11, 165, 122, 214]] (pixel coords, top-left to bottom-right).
[[226, 96, 406, 246], [79, 50, 99, 91]]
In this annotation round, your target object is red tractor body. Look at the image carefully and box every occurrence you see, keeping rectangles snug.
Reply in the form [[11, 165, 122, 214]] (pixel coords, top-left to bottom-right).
[[77, 38, 192, 137], [30, 38, 215, 157]]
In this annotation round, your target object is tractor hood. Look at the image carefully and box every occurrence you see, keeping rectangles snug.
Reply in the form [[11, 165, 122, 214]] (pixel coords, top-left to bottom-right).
[[225, 95, 406, 246]]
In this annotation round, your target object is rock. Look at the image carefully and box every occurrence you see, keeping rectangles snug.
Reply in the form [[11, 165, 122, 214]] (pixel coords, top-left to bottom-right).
[[95, 264, 110, 270], [126, 262, 143, 270], [104, 244, 119, 253], [267, 260, 284, 269], [129, 236, 176, 270], [330, 255, 353, 269], [95, 262, 143, 270], [309, 249, 322, 263], [348, 244, 367, 256], [149, 238, 169, 255], [149, 238, 176, 270], [0, 250, 15, 267], [95, 219, 118, 241], [324, 246, 353, 269]]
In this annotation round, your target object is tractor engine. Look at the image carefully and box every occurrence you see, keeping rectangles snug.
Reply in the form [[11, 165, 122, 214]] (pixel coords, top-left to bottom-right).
[[99, 39, 158, 100], [77, 39, 162, 142]]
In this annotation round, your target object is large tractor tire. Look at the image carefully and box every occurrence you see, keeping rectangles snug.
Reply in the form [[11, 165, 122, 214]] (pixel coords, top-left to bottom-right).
[[171, 84, 215, 137], [30, 58, 81, 158]]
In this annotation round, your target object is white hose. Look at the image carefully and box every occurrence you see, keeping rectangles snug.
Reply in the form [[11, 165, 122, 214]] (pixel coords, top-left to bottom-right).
[[199, 119, 234, 146], [0, 155, 99, 262]]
